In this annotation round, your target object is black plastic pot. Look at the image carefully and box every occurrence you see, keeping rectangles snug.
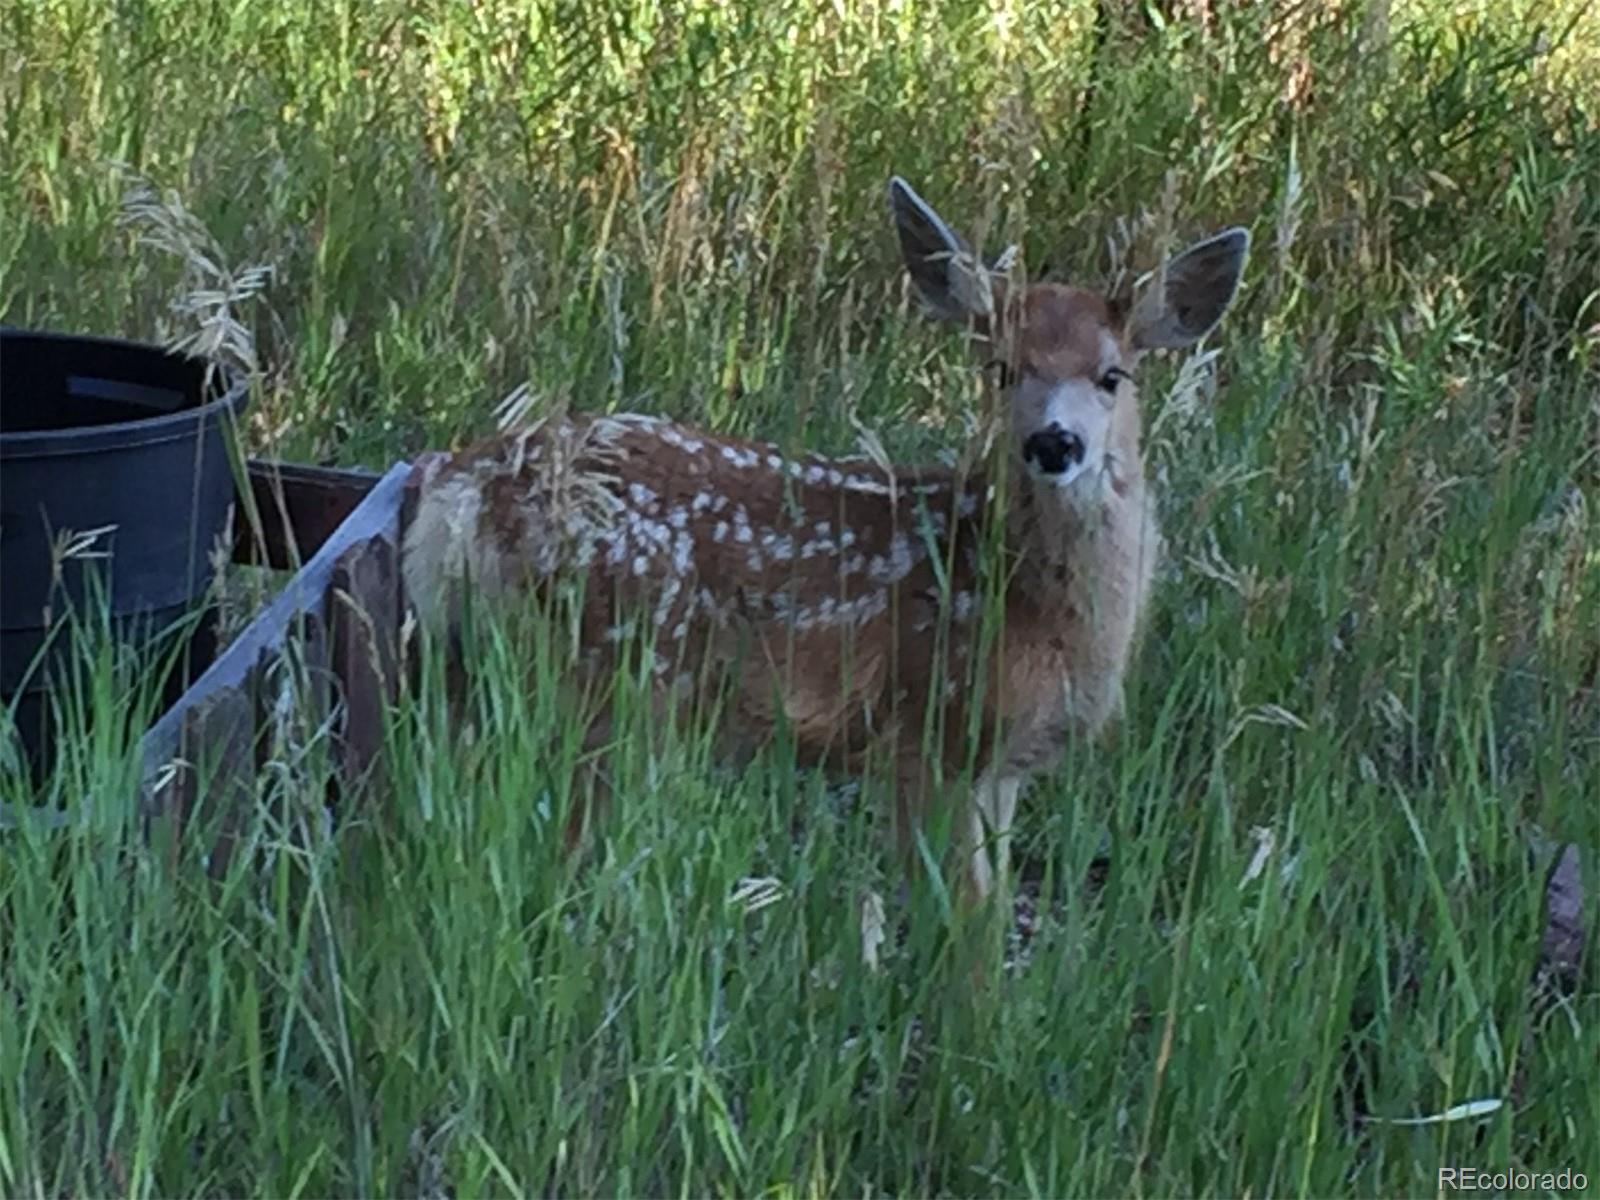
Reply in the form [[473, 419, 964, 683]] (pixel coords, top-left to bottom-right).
[[1, 327, 250, 775]]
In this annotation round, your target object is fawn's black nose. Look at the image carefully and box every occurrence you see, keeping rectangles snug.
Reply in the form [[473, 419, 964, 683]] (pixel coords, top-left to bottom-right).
[[1022, 425, 1086, 475]]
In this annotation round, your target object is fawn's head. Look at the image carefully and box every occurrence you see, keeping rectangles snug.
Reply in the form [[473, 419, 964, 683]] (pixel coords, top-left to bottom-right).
[[888, 177, 1249, 504]]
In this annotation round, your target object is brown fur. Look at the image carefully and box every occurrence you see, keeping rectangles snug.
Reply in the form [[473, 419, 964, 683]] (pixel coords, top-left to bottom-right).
[[401, 180, 1249, 904]]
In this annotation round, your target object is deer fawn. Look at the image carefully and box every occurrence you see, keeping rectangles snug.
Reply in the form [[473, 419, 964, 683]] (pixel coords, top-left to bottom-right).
[[402, 178, 1249, 905]]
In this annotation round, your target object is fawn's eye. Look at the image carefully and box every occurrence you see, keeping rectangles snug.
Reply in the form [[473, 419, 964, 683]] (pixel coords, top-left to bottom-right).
[[1096, 367, 1129, 393]]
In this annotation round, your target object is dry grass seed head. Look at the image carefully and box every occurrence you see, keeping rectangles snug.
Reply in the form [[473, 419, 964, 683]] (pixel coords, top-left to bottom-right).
[[114, 163, 274, 381]]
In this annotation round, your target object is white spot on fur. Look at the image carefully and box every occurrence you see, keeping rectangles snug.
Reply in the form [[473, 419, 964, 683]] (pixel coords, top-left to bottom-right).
[[659, 426, 705, 454], [845, 475, 891, 495], [765, 589, 890, 632], [800, 536, 836, 558], [621, 508, 672, 556], [652, 577, 682, 628], [840, 591, 890, 625], [867, 534, 917, 584]]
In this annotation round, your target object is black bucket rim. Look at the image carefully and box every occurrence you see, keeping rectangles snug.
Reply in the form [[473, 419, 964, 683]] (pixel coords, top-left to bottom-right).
[[0, 326, 251, 457]]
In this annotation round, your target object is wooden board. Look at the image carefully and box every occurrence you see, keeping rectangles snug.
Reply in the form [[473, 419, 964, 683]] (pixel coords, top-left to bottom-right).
[[139, 460, 413, 851], [330, 531, 399, 791]]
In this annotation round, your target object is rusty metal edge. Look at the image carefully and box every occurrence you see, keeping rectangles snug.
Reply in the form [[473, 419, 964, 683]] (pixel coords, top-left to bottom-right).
[[235, 458, 385, 571]]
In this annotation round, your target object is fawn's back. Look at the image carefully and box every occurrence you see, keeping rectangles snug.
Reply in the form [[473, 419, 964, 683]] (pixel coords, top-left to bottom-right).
[[407, 410, 1003, 778]]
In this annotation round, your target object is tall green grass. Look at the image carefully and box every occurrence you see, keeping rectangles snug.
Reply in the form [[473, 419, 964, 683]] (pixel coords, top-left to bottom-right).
[[3, 0, 1597, 1195]]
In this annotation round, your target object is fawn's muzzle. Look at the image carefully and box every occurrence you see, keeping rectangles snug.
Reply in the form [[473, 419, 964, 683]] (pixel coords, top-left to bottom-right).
[[1022, 425, 1086, 476]]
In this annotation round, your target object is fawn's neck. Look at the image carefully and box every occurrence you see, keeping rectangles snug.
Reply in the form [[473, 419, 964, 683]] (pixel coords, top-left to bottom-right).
[[1003, 447, 1155, 619]]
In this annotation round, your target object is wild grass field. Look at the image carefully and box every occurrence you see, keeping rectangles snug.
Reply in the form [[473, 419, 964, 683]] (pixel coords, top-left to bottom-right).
[[3, 0, 1599, 1195]]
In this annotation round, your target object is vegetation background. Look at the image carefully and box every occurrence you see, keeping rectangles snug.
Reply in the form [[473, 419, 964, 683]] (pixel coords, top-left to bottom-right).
[[2, 0, 1597, 1195]]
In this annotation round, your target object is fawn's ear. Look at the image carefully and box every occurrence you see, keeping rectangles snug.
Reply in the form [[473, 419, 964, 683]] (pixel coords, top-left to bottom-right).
[[888, 176, 999, 324], [1127, 227, 1251, 351]]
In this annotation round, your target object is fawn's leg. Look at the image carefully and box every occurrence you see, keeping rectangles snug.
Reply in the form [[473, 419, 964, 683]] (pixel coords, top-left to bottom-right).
[[890, 757, 1005, 908], [966, 770, 1023, 902], [949, 771, 1025, 990]]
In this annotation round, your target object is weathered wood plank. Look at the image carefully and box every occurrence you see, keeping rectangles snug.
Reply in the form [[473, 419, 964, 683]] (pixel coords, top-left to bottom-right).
[[234, 459, 384, 571], [330, 534, 399, 794], [189, 686, 258, 878], [292, 603, 335, 742], [143, 680, 258, 874], [144, 721, 197, 850], [139, 460, 411, 817]]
